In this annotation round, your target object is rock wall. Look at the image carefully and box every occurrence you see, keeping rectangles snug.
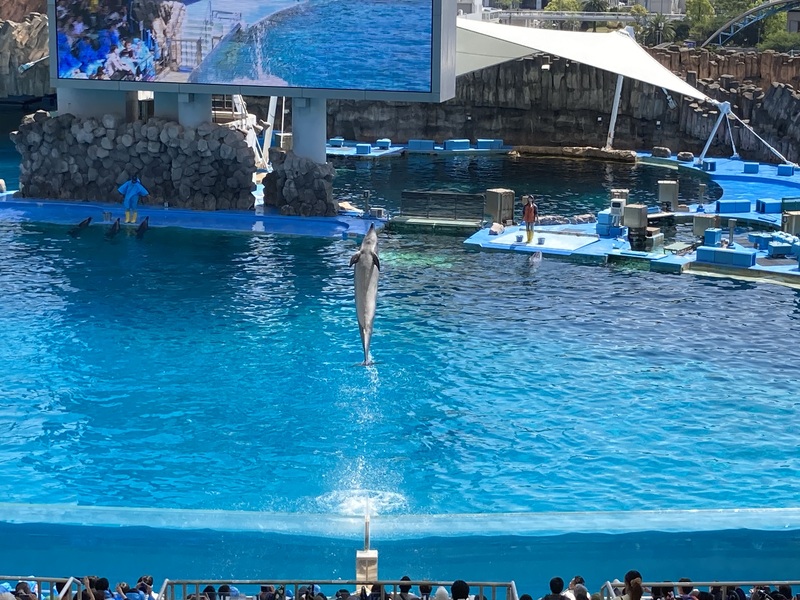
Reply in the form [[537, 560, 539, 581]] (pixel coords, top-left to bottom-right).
[[326, 51, 800, 165], [647, 46, 800, 90], [11, 111, 257, 210], [0, 12, 50, 98], [0, 0, 45, 22], [263, 148, 337, 216]]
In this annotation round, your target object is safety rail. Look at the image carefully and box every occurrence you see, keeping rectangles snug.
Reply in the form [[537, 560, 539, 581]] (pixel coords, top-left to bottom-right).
[[494, 9, 684, 21], [161, 580, 518, 600], [399, 190, 487, 222], [602, 581, 800, 600], [211, 10, 243, 24], [0, 577, 81, 600]]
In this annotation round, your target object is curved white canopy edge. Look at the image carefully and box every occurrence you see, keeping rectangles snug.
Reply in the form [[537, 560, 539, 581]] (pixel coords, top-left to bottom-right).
[[456, 18, 712, 103]]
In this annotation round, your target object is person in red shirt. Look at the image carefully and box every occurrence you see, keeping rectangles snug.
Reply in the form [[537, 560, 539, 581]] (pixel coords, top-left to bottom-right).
[[522, 194, 538, 243]]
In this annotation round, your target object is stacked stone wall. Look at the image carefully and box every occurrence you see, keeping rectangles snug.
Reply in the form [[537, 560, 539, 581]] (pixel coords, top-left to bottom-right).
[[11, 111, 256, 210], [263, 148, 337, 217]]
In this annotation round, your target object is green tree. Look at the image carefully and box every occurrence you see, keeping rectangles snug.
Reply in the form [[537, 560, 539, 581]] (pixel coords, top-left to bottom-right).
[[629, 3, 649, 38], [685, 0, 715, 35], [545, 0, 582, 29], [582, 0, 608, 31], [641, 13, 676, 45], [758, 29, 800, 52]]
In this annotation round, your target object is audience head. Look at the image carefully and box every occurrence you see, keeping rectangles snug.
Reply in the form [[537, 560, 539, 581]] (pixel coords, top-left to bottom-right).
[[571, 578, 586, 590], [204, 587, 217, 600], [451, 582, 469, 600], [678, 580, 693, 596], [434, 588, 449, 600], [778, 587, 792, 600], [419, 585, 432, 600], [399, 577, 412, 595], [550, 578, 565, 596], [520, 595, 533, 600], [575, 585, 589, 600]]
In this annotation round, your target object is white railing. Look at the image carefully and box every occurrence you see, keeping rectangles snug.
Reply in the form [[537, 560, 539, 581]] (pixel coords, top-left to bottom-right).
[[496, 9, 684, 21]]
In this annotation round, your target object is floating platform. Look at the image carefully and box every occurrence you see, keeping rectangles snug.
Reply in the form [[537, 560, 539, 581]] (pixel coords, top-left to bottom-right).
[[325, 141, 406, 160], [464, 220, 800, 285], [0, 193, 385, 239], [386, 215, 483, 234]]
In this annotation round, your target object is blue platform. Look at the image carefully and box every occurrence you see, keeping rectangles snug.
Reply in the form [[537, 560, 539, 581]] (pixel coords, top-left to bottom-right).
[[0, 192, 385, 239]]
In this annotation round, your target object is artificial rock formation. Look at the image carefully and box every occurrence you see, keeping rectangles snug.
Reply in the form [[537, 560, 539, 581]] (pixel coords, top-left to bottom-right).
[[11, 111, 256, 209], [0, 11, 49, 98], [327, 50, 800, 165], [0, 0, 45, 23], [263, 148, 337, 217]]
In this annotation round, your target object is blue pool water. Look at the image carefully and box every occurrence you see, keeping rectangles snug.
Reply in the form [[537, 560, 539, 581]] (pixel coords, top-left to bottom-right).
[[2, 119, 800, 587], [194, 0, 433, 91], [2, 220, 800, 516]]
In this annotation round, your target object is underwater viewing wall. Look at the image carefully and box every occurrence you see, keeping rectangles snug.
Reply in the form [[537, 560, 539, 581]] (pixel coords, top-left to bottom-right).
[[11, 111, 256, 209], [326, 49, 800, 164]]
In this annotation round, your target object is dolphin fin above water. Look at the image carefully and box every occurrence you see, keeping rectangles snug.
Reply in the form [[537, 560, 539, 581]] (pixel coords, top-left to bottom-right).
[[105, 217, 121, 239], [68, 216, 92, 237], [351, 223, 380, 366], [136, 216, 150, 239]]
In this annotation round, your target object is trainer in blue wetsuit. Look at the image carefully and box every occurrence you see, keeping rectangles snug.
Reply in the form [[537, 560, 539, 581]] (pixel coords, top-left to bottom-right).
[[118, 175, 149, 224]]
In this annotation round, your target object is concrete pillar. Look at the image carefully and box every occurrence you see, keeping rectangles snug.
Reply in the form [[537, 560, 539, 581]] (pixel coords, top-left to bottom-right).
[[292, 97, 327, 164], [57, 88, 137, 121], [177, 93, 212, 128], [154, 92, 180, 121]]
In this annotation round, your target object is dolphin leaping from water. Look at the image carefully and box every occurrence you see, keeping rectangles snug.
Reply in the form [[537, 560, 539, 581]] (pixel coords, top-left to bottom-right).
[[350, 223, 380, 365]]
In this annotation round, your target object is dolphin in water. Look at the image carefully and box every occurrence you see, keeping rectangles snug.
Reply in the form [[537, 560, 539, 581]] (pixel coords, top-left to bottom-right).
[[105, 217, 121, 240], [136, 216, 150, 239], [349, 223, 380, 365], [67, 216, 92, 238]]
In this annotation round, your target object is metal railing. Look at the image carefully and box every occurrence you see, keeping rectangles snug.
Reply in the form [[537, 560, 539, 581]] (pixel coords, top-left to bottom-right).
[[602, 581, 800, 600], [495, 9, 684, 21], [0, 577, 80, 600], [399, 190, 487, 222], [161, 580, 518, 600]]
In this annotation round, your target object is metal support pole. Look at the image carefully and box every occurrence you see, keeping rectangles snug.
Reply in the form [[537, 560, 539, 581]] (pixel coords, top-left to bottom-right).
[[698, 101, 730, 164], [604, 74, 624, 150]]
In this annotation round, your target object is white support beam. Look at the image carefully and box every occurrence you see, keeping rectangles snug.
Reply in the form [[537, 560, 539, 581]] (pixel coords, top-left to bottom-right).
[[604, 74, 624, 150]]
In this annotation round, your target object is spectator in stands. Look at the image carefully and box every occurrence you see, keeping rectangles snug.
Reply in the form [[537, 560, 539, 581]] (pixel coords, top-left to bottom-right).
[[451, 582, 469, 600], [678, 580, 694, 600], [617, 572, 643, 600], [418, 585, 432, 600], [542, 578, 565, 600], [520, 595, 533, 600], [368, 585, 388, 600], [565, 578, 586, 600], [652, 586, 675, 600], [433, 588, 448, 600], [395, 577, 418, 600], [574, 585, 589, 600]]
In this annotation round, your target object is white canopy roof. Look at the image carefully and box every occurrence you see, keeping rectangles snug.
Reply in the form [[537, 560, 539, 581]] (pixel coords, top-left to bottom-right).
[[456, 18, 711, 102]]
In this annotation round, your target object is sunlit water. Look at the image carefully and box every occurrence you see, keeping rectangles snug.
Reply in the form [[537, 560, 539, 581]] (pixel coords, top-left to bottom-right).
[[2, 112, 800, 588], [1, 221, 799, 517]]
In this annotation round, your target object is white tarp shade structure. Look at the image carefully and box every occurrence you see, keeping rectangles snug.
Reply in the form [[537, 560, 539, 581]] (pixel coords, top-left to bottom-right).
[[456, 18, 711, 103]]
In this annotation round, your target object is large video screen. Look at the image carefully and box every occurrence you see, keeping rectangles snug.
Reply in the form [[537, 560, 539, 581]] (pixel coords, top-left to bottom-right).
[[54, 0, 434, 93]]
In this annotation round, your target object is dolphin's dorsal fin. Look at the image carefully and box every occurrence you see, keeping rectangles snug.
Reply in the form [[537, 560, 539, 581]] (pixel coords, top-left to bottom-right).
[[349, 251, 362, 267], [371, 252, 380, 271]]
